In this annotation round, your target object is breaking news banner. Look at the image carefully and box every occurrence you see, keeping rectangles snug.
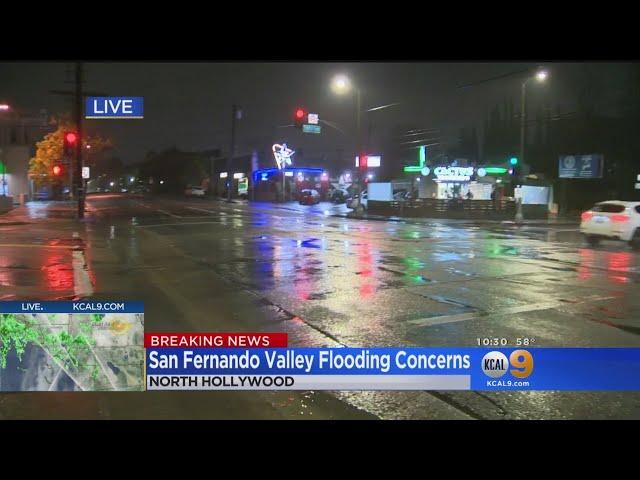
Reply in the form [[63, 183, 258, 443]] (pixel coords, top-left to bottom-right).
[[144, 340, 640, 392], [0, 301, 144, 391], [144, 332, 288, 348]]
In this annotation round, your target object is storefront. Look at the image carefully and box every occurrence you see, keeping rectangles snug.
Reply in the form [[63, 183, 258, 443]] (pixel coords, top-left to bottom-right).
[[417, 165, 499, 200], [217, 171, 249, 198], [252, 167, 329, 202]]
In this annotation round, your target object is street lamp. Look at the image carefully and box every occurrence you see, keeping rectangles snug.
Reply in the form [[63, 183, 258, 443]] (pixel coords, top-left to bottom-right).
[[520, 68, 548, 167], [331, 74, 362, 139], [535, 70, 548, 82]]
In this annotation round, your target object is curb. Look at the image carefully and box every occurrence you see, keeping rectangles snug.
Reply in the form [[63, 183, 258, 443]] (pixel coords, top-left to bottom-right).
[[335, 212, 579, 226]]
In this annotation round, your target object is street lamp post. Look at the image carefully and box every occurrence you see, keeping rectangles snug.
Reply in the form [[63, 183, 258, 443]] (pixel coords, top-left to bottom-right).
[[517, 69, 548, 224], [519, 69, 548, 167], [0, 104, 9, 196], [331, 74, 366, 215]]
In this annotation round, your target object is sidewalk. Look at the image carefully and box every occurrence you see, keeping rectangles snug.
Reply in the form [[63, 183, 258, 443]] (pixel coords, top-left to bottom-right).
[[0, 196, 14, 215], [336, 211, 579, 227], [0, 201, 81, 225]]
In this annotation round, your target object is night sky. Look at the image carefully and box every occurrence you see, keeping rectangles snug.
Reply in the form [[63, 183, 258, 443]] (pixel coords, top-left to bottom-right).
[[0, 62, 633, 164]]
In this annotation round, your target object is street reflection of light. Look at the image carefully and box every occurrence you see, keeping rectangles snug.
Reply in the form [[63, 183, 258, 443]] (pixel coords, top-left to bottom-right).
[[433, 251, 462, 262], [357, 242, 376, 299], [272, 244, 283, 279], [404, 256, 426, 284], [294, 254, 315, 301], [360, 283, 375, 298], [578, 248, 594, 280], [607, 251, 632, 284], [42, 253, 74, 291], [0, 256, 14, 288]]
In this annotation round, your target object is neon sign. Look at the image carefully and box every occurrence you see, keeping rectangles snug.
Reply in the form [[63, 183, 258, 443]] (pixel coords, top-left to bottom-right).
[[433, 166, 474, 181], [404, 145, 427, 173], [272, 143, 295, 170]]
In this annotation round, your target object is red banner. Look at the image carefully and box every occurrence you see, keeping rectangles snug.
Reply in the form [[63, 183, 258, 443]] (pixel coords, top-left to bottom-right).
[[144, 332, 288, 348]]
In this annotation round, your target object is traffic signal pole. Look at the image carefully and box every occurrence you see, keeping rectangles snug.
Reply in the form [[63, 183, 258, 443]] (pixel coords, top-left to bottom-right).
[[74, 62, 85, 219]]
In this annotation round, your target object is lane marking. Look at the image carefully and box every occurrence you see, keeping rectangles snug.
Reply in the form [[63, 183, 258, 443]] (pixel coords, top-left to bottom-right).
[[409, 295, 616, 327], [156, 209, 182, 218], [136, 221, 222, 228], [186, 206, 217, 214]]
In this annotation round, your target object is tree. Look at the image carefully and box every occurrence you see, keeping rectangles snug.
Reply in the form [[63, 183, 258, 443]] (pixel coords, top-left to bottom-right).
[[29, 122, 112, 188]]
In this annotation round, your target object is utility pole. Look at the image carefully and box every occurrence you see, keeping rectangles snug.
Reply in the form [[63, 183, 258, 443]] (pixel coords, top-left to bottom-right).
[[227, 104, 238, 203], [354, 88, 365, 216], [50, 63, 107, 220], [520, 80, 527, 168], [74, 62, 84, 219]]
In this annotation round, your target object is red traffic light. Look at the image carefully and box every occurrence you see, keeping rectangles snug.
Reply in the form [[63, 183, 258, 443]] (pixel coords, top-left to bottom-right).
[[65, 132, 78, 144], [53, 165, 62, 176], [63, 131, 79, 156], [294, 108, 306, 129]]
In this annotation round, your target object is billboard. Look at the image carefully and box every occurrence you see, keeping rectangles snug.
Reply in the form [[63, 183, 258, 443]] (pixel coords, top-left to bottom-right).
[[355, 155, 381, 168], [558, 154, 603, 178]]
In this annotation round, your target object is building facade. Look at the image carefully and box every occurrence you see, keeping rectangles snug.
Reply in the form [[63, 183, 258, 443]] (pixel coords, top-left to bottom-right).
[[0, 109, 53, 200]]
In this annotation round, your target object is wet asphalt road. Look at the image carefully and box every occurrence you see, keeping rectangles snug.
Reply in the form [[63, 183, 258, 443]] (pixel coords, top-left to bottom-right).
[[1, 193, 640, 419]]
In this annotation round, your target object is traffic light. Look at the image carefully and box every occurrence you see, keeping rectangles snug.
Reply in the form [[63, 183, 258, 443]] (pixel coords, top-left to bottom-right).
[[294, 108, 306, 129], [359, 153, 368, 170], [52, 164, 63, 176], [509, 157, 519, 176], [63, 131, 78, 156]]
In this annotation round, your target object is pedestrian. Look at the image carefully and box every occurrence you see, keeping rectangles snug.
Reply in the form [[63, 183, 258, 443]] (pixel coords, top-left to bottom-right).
[[466, 190, 473, 200]]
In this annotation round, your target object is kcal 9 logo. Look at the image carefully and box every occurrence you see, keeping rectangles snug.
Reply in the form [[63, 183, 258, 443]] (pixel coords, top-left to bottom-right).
[[481, 350, 534, 378]]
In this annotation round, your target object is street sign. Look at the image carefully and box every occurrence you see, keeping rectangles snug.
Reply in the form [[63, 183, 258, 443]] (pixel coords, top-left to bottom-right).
[[307, 113, 319, 125], [82, 167, 90, 179], [302, 124, 321, 134], [558, 154, 603, 178]]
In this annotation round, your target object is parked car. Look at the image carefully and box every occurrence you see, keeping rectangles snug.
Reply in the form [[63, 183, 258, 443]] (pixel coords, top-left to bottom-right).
[[185, 185, 206, 197], [330, 188, 350, 204], [580, 201, 640, 249], [131, 185, 150, 194], [299, 189, 320, 205]]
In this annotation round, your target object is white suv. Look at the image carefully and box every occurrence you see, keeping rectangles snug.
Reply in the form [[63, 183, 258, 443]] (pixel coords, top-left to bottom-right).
[[580, 201, 640, 249]]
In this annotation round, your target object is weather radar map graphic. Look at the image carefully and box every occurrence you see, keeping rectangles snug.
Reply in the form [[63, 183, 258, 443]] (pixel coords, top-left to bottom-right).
[[0, 309, 144, 391]]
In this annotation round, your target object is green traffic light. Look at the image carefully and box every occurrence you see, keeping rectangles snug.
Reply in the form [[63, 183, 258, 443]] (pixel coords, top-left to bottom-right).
[[510, 157, 518, 166]]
